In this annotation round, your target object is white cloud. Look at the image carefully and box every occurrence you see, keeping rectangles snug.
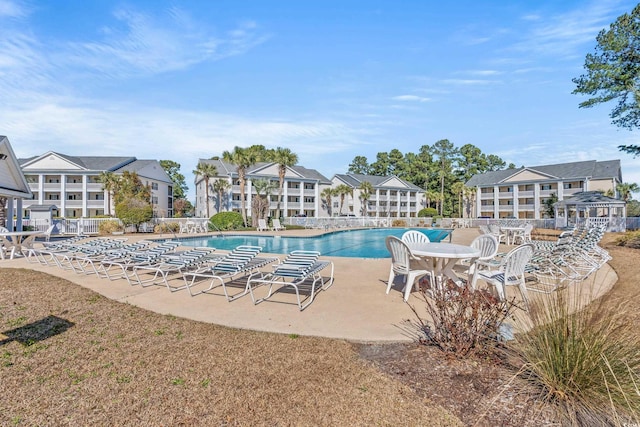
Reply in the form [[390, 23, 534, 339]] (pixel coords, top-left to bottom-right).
[[63, 7, 270, 77], [0, 0, 28, 18], [391, 95, 431, 102]]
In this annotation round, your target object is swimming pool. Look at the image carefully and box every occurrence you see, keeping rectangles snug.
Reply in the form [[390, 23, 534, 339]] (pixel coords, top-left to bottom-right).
[[176, 228, 452, 258]]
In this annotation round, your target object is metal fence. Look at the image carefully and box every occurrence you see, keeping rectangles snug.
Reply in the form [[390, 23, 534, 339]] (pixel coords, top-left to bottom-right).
[[19, 215, 640, 235]]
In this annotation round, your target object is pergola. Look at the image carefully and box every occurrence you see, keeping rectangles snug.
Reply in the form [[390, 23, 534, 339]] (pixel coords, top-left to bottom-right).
[[0, 136, 33, 231], [554, 191, 626, 232]]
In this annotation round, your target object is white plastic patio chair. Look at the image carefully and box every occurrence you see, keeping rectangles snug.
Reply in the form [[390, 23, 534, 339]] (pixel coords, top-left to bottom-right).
[[385, 236, 432, 302], [477, 243, 534, 309], [452, 234, 500, 288], [401, 230, 430, 244]]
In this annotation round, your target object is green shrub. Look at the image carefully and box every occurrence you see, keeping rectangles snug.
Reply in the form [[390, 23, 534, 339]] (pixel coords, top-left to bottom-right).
[[115, 199, 153, 232], [98, 219, 123, 235], [509, 285, 640, 424], [418, 207, 438, 217], [210, 212, 243, 231]]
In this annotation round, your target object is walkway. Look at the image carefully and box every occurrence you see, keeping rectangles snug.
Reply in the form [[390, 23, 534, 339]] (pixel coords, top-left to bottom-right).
[[0, 227, 617, 342]]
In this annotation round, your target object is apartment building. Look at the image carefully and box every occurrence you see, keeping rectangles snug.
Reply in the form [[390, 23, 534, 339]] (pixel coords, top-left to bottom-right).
[[330, 173, 426, 218], [18, 152, 174, 218], [465, 160, 622, 219], [193, 159, 332, 218]]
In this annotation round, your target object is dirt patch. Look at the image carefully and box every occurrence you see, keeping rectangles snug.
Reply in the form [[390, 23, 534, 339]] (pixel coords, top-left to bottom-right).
[[0, 268, 459, 426]]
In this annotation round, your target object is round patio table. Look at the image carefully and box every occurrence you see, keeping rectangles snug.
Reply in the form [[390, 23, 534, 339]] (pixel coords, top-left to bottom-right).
[[405, 242, 480, 287]]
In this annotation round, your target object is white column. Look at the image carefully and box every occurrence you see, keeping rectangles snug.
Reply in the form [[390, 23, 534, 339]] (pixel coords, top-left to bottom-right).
[[533, 183, 540, 219], [396, 191, 401, 218], [493, 185, 499, 219], [512, 185, 518, 218], [376, 189, 380, 217], [299, 183, 304, 216], [60, 174, 66, 217], [314, 183, 319, 217], [283, 183, 288, 216], [557, 181, 564, 200], [38, 174, 44, 204], [15, 198, 23, 231], [476, 188, 481, 218], [82, 175, 88, 217]]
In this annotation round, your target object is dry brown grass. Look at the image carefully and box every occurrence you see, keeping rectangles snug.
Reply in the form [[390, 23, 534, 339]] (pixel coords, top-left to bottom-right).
[[0, 268, 460, 426]]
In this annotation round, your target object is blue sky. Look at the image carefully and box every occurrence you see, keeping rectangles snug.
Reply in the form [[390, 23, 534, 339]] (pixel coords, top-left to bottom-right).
[[2, 0, 640, 200]]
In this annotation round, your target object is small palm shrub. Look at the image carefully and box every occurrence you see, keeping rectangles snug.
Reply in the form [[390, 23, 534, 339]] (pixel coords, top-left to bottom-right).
[[98, 219, 123, 235], [154, 222, 179, 233], [509, 286, 640, 425], [615, 230, 640, 248], [411, 283, 517, 358], [391, 219, 407, 227], [210, 212, 243, 231]]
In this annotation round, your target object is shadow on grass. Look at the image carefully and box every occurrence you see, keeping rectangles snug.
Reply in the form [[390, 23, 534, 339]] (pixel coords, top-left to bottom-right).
[[0, 315, 75, 346]]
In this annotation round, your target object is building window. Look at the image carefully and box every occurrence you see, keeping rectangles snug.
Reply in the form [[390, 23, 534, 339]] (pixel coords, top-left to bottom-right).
[[151, 182, 159, 190], [152, 196, 158, 205]]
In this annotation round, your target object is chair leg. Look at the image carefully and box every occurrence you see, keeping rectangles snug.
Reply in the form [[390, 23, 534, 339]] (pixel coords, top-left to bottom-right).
[[386, 269, 395, 294], [404, 271, 425, 302]]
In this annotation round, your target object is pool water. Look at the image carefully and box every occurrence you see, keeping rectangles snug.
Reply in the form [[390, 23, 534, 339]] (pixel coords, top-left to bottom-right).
[[177, 228, 452, 258]]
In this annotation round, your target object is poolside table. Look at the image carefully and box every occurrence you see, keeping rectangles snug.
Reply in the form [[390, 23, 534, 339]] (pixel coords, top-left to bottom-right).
[[499, 226, 527, 245], [0, 231, 43, 260], [405, 242, 480, 287]]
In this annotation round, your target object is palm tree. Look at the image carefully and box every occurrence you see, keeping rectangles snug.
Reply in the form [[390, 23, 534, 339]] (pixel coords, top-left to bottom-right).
[[335, 184, 352, 215], [97, 171, 119, 216], [251, 179, 277, 222], [192, 162, 218, 219], [358, 181, 374, 216], [451, 181, 465, 218], [212, 178, 231, 213], [321, 187, 334, 216], [270, 147, 298, 220], [616, 182, 640, 201], [222, 146, 257, 227]]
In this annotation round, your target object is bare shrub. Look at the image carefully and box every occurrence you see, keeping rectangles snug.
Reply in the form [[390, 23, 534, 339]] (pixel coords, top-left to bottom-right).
[[411, 282, 517, 358]]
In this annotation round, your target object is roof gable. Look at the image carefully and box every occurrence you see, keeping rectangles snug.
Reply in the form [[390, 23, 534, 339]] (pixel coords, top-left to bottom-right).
[[0, 136, 33, 198], [379, 176, 411, 188], [22, 151, 87, 171], [251, 163, 303, 179], [503, 168, 556, 183]]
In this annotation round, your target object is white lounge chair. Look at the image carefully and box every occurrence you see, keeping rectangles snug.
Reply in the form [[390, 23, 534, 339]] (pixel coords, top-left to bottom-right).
[[184, 245, 278, 299], [272, 218, 286, 231], [247, 250, 335, 311], [257, 219, 269, 232]]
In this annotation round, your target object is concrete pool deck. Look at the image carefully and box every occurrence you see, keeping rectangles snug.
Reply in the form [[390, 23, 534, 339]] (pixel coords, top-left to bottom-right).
[[0, 227, 617, 342]]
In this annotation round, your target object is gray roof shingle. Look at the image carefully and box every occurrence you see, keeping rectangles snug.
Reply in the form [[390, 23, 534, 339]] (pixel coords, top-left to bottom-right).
[[466, 160, 622, 186]]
